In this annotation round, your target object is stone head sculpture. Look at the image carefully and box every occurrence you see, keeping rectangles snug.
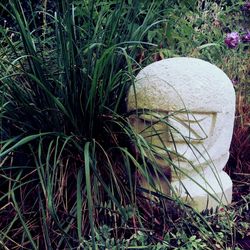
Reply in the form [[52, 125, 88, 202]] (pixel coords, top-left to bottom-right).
[[127, 57, 235, 211]]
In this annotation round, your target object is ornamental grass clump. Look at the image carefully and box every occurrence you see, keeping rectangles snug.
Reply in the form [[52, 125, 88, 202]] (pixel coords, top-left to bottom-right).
[[0, 1, 172, 248]]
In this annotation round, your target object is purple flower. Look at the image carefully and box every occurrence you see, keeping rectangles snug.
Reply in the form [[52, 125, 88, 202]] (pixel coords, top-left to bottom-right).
[[241, 2, 250, 12], [241, 31, 250, 43], [231, 79, 238, 86], [224, 32, 240, 49]]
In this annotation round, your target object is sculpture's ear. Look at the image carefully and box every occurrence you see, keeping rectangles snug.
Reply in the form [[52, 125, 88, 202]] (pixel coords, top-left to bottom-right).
[[128, 114, 137, 125]]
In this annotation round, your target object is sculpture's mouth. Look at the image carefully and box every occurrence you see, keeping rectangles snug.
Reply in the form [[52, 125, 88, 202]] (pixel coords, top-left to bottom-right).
[[145, 149, 211, 178]]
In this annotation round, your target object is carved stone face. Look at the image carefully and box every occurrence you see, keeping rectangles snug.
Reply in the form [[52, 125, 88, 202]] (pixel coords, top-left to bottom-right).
[[127, 58, 235, 180]]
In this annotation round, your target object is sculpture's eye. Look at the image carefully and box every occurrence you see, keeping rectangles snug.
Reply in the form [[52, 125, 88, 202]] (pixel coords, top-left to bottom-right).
[[129, 111, 215, 144], [129, 113, 170, 147], [167, 112, 214, 143]]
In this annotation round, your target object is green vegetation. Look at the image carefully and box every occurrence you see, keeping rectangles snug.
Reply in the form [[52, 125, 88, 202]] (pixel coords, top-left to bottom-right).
[[0, 0, 249, 249]]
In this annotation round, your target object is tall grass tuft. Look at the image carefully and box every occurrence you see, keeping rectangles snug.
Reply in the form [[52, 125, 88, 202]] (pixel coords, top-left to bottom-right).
[[0, 0, 175, 248]]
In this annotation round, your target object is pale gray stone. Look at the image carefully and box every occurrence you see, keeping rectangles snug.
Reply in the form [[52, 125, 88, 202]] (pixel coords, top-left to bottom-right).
[[127, 57, 235, 211]]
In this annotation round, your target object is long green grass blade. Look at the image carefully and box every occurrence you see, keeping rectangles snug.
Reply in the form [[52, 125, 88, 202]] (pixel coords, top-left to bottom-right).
[[77, 168, 84, 243], [84, 141, 96, 249], [0, 133, 52, 158], [11, 191, 37, 249]]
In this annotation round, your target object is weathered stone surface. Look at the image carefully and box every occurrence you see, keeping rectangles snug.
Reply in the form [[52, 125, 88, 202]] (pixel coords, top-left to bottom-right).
[[127, 57, 235, 211]]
